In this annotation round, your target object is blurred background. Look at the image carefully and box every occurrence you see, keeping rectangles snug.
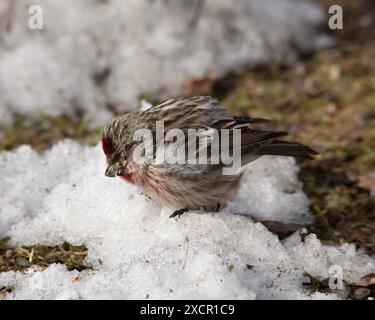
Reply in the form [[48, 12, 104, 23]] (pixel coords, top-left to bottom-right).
[[0, 0, 373, 262]]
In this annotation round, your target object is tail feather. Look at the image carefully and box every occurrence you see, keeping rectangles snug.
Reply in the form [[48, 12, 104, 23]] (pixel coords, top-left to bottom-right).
[[256, 140, 318, 159]]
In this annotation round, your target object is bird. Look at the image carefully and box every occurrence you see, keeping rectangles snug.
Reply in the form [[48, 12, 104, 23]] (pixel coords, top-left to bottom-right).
[[102, 96, 317, 217]]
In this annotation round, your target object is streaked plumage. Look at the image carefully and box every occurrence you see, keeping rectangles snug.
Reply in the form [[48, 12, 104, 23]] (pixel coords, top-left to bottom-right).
[[102, 96, 317, 213]]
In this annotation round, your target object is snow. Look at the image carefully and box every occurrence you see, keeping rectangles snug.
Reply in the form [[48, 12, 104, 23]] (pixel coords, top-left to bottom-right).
[[0, 140, 374, 300], [229, 156, 312, 224], [0, 0, 331, 127]]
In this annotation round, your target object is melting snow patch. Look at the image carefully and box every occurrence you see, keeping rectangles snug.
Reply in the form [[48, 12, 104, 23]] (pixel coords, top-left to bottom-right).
[[0, 141, 373, 299], [0, 0, 331, 126]]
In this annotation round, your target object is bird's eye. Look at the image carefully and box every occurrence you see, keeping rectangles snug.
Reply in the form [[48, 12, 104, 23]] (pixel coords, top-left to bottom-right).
[[112, 152, 121, 162]]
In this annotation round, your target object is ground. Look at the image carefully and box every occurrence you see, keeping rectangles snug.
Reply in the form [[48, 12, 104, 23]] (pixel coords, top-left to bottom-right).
[[0, 0, 374, 298]]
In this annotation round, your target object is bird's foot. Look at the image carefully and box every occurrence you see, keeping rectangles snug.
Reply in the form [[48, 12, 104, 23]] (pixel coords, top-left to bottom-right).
[[169, 207, 189, 219]]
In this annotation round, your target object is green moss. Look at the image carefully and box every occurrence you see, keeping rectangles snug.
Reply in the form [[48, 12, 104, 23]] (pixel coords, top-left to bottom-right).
[[0, 240, 90, 272]]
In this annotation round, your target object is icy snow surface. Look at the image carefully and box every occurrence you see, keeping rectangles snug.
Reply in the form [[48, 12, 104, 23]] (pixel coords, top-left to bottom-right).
[[0, 140, 374, 300], [0, 0, 331, 126]]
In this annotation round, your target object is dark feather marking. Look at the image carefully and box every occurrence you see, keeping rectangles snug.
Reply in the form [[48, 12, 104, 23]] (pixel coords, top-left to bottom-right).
[[239, 129, 287, 146], [212, 117, 272, 130], [256, 140, 318, 159], [233, 116, 271, 124]]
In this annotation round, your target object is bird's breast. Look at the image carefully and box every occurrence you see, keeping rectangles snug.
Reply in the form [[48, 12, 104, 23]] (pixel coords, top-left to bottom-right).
[[120, 173, 136, 184]]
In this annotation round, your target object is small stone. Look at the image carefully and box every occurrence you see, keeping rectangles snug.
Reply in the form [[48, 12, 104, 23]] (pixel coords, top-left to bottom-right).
[[328, 65, 341, 81], [16, 258, 31, 267], [353, 288, 371, 300], [5, 250, 12, 259]]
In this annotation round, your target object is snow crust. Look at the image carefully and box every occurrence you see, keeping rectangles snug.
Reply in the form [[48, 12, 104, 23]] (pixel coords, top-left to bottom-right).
[[0, 141, 373, 300]]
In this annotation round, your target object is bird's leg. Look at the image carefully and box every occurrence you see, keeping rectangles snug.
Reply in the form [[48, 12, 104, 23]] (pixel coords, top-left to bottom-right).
[[216, 203, 221, 212], [202, 203, 221, 212], [169, 207, 189, 218]]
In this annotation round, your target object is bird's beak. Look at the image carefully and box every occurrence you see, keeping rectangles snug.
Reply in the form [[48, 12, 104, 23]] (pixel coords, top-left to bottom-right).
[[105, 163, 123, 178]]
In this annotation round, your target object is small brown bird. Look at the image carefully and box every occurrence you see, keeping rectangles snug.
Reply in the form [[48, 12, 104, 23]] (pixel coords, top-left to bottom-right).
[[102, 96, 317, 217]]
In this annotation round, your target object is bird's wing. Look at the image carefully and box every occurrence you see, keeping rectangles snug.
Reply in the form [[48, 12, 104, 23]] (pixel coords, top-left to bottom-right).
[[214, 118, 317, 164], [144, 96, 317, 165], [146, 96, 232, 131]]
